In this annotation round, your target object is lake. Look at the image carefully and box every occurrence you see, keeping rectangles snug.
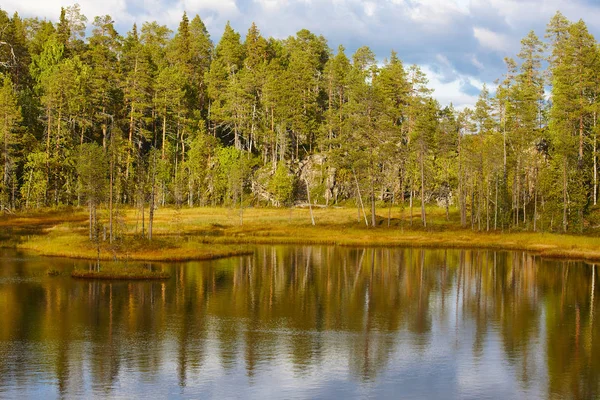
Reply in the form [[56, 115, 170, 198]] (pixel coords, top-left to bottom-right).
[[0, 246, 597, 399]]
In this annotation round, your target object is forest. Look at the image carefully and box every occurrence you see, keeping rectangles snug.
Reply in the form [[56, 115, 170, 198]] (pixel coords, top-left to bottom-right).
[[0, 6, 599, 237]]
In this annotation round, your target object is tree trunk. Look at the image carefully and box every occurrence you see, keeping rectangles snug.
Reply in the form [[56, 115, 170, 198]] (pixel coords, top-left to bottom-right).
[[420, 151, 426, 228], [109, 140, 114, 243], [370, 161, 376, 227], [89, 202, 93, 240], [181, 128, 186, 164], [95, 205, 100, 271], [523, 179, 527, 226], [580, 103, 584, 162], [235, 123, 240, 151], [148, 195, 154, 241], [515, 158, 520, 227], [503, 108, 507, 176], [591, 264, 595, 328], [471, 186, 475, 230], [141, 196, 145, 238], [388, 191, 394, 228], [126, 104, 134, 178], [458, 129, 466, 227], [3, 118, 8, 200], [102, 122, 107, 150], [149, 154, 156, 242], [410, 187, 413, 226], [305, 178, 315, 226], [46, 106, 51, 162], [56, 105, 62, 153], [563, 159, 568, 233], [595, 111, 598, 205], [162, 111, 167, 159], [271, 108, 276, 168], [352, 168, 369, 227], [357, 192, 361, 223], [239, 184, 244, 226], [534, 177, 538, 232], [486, 186, 490, 232]]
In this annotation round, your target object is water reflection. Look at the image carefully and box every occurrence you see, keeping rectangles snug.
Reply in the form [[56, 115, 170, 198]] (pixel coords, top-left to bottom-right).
[[0, 247, 597, 399]]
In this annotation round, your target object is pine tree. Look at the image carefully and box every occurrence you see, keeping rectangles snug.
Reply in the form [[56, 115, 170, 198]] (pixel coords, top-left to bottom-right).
[[241, 22, 268, 155], [0, 77, 21, 209], [283, 29, 328, 159], [56, 8, 70, 52], [77, 142, 107, 240], [63, 4, 88, 55], [548, 17, 596, 231], [514, 31, 545, 228], [207, 22, 245, 149], [188, 14, 213, 117], [347, 46, 383, 226], [122, 23, 152, 179], [86, 15, 121, 149], [472, 85, 496, 230], [377, 51, 409, 215], [323, 45, 351, 150]]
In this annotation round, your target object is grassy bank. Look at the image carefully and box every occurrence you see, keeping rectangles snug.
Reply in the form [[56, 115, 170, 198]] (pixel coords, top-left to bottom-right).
[[2, 206, 600, 262], [19, 232, 253, 262]]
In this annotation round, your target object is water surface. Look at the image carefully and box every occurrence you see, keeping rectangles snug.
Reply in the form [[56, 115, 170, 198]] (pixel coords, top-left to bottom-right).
[[0, 246, 597, 399]]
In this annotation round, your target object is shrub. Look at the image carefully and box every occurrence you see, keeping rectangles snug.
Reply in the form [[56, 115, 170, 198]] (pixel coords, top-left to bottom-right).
[[269, 163, 295, 207]]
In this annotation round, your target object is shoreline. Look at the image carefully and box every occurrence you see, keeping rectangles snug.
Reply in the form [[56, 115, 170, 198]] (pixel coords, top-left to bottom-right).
[[6, 230, 600, 264], [9, 239, 254, 263], [187, 231, 600, 263], [2, 207, 600, 263]]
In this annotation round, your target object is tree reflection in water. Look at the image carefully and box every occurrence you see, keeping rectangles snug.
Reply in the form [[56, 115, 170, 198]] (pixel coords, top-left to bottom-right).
[[0, 247, 597, 399]]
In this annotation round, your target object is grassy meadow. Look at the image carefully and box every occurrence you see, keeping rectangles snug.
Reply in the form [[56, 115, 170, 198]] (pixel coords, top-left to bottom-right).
[[2, 205, 600, 262]]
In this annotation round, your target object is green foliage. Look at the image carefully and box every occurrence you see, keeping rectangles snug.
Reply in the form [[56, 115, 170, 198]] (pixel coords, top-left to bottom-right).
[[0, 76, 22, 208], [21, 151, 47, 208], [184, 126, 218, 204], [268, 162, 295, 206], [76, 143, 107, 205], [214, 146, 253, 205]]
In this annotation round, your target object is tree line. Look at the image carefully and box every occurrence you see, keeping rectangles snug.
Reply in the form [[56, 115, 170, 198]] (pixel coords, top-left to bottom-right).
[[0, 6, 599, 235]]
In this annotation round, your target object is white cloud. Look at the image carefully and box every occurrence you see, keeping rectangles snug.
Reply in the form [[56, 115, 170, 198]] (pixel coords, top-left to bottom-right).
[[420, 64, 494, 110], [254, 0, 288, 11], [183, 0, 239, 15], [470, 54, 484, 70], [473, 27, 510, 52], [2, 0, 128, 22], [392, 0, 468, 26], [364, 1, 376, 17], [435, 54, 452, 68]]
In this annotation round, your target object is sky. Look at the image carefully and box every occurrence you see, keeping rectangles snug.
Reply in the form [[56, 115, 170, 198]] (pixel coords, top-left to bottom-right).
[[3, 0, 600, 108]]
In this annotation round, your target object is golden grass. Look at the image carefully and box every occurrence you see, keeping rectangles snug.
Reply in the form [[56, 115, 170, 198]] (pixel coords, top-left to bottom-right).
[[17, 232, 253, 262], [4, 205, 600, 262]]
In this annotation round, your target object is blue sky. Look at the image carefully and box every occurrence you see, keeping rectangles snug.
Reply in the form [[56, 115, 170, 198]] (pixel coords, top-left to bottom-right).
[[4, 0, 600, 108]]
